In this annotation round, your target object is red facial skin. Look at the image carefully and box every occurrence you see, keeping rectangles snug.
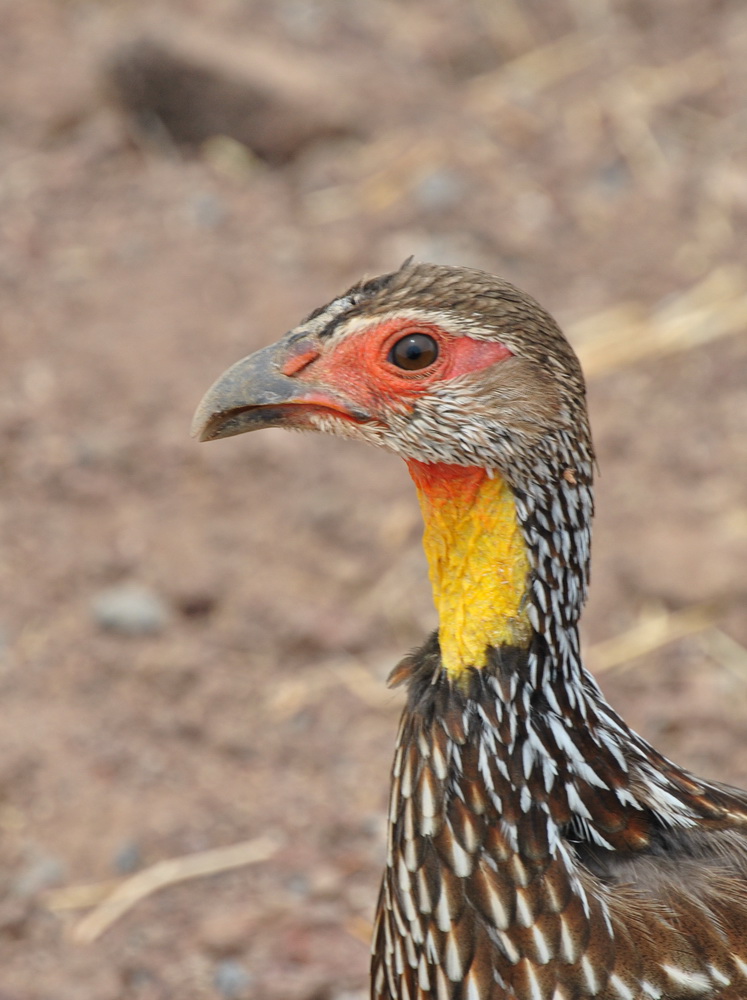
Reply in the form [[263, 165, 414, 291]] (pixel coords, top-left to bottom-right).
[[280, 318, 512, 423]]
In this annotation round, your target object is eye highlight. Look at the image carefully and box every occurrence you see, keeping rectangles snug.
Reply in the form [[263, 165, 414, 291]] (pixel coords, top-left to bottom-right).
[[389, 333, 439, 371]]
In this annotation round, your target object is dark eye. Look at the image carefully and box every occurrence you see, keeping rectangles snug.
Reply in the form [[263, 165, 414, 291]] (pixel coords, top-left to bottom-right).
[[389, 333, 439, 371]]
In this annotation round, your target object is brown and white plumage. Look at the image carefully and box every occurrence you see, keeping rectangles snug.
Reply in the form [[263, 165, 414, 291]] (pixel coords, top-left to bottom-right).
[[193, 261, 747, 999]]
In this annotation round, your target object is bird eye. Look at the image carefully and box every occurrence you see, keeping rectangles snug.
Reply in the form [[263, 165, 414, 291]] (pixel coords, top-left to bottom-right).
[[389, 333, 439, 371]]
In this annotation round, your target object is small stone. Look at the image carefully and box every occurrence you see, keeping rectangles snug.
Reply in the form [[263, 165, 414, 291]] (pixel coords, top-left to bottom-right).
[[13, 854, 65, 898], [213, 959, 253, 998], [176, 589, 217, 619], [113, 840, 142, 874], [92, 584, 169, 636], [597, 158, 629, 193], [413, 168, 465, 212], [284, 872, 310, 898], [188, 192, 227, 229]]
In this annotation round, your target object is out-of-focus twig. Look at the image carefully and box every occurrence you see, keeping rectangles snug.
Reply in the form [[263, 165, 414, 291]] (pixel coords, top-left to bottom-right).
[[589, 604, 717, 674], [572, 267, 747, 377], [699, 628, 747, 683], [69, 835, 279, 944]]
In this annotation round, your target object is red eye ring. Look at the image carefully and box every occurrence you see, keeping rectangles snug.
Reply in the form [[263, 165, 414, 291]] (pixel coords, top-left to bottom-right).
[[388, 333, 439, 371]]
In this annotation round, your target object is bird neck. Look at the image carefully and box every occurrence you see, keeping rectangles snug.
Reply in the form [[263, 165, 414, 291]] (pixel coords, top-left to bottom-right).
[[406, 460, 533, 683]]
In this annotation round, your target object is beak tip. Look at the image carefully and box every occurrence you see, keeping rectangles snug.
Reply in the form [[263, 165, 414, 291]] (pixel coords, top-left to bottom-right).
[[190, 406, 213, 442], [191, 345, 284, 444]]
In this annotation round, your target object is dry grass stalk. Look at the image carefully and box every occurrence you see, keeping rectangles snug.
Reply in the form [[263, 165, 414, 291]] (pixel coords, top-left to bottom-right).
[[572, 267, 747, 377], [46, 880, 122, 912], [266, 666, 334, 720], [588, 604, 717, 675], [699, 629, 747, 683], [329, 660, 396, 708], [467, 31, 591, 111], [267, 657, 393, 720], [71, 835, 279, 944]]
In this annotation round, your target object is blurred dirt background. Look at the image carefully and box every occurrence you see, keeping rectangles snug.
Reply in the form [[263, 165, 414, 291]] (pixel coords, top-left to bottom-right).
[[1, 1, 747, 998]]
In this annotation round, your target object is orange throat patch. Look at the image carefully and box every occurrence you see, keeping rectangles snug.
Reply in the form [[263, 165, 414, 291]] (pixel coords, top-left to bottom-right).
[[406, 460, 533, 682]]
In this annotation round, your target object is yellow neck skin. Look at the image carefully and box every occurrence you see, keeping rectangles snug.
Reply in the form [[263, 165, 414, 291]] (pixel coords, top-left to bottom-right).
[[406, 460, 532, 683]]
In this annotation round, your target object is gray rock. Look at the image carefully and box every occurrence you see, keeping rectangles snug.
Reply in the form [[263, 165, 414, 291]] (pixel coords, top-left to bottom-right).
[[113, 840, 143, 874], [213, 959, 253, 998], [13, 854, 65, 898], [413, 168, 466, 212], [188, 192, 227, 229], [92, 584, 169, 636]]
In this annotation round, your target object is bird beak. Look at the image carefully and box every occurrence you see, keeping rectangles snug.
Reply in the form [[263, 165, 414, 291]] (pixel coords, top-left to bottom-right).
[[191, 335, 371, 442]]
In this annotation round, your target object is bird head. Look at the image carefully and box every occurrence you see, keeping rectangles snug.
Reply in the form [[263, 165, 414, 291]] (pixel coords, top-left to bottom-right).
[[192, 261, 592, 494], [193, 261, 595, 676]]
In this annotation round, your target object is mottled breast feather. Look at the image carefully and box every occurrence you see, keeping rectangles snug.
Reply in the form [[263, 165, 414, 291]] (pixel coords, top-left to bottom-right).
[[373, 635, 747, 1000]]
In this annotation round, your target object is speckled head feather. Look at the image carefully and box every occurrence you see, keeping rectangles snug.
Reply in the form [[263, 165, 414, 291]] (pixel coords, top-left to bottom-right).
[[291, 260, 591, 476], [193, 262, 747, 1000]]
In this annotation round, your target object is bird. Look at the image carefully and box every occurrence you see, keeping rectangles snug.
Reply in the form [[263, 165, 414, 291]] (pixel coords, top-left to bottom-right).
[[192, 260, 747, 999]]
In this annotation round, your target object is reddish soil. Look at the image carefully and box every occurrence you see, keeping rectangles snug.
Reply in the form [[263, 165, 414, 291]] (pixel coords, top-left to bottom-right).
[[1, 2, 746, 998]]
